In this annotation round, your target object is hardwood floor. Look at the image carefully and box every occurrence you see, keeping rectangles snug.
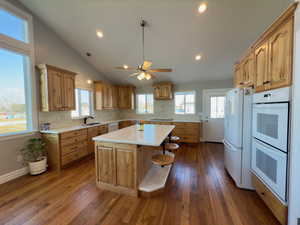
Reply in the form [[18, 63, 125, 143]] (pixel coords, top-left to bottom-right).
[[0, 143, 280, 225]]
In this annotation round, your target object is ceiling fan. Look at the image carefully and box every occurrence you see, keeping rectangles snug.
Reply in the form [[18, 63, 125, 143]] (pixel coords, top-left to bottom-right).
[[115, 20, 172, 80]]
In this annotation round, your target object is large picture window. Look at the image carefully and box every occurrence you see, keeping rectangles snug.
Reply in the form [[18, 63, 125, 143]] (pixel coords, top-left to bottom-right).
[[0, 1, 35, 136], [136, 94, 153, 114], [175, 91, 196, 114], [71, 89, 94, 118]]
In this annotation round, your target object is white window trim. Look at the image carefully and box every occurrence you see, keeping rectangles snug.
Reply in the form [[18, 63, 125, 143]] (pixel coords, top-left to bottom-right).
[[0, 0, 38, 140], [174, 91, 196, 115], [136, 93, 154, 114], [71, 88, 94, 119]]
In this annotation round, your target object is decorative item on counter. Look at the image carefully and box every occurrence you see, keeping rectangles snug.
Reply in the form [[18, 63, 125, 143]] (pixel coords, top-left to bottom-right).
[[137, 121, 144, 131], [20, 138, 47, 175], [41, 122, 51, 131]]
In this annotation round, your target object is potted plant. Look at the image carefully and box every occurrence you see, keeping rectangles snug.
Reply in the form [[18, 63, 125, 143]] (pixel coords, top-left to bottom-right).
[[20, 138, 47, 175]]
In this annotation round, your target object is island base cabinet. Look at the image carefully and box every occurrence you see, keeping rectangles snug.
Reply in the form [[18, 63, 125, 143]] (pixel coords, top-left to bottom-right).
[[95, 142, 138, 196]]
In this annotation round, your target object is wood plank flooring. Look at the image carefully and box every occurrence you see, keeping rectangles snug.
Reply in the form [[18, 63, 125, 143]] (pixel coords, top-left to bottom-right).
[[0, 143, 280, 225]]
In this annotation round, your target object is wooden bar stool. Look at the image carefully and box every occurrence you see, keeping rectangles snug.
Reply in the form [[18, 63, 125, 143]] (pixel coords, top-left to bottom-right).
[[165, 143, 180, 153], [152, 154, 174, 166], [170, 136, 180, 142], [151, 138, 176, 167]]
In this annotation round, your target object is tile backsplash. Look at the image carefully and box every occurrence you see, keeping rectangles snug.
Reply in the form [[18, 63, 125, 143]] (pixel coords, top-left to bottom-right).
[[39, 110, 120, 130]]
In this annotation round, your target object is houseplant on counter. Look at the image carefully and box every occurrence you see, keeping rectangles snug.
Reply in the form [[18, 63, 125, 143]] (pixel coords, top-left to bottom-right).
[[20, 138, 47, 175]]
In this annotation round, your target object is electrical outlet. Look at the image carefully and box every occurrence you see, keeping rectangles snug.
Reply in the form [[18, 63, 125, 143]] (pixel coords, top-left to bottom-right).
[[17, 154, 23, 162]]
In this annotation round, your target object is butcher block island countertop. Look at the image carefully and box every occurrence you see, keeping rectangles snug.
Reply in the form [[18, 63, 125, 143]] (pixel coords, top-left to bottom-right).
[[93, 124, 175, 197]]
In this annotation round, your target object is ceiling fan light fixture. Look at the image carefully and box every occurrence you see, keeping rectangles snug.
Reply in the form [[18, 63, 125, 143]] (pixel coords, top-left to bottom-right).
[[145, 73, 152, 80], [96, 30, 104, 38], [195, 54, 202, 61], [198, 2, 208, 14], [123, 64, 129, 69], [137, 74, 144, 80]]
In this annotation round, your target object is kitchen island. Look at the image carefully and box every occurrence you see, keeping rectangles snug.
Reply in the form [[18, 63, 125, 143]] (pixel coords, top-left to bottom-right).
[[93, 124, 175, 197]]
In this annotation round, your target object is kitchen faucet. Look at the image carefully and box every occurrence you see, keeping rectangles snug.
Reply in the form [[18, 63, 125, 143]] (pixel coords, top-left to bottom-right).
[[83, 116, 95, 125]]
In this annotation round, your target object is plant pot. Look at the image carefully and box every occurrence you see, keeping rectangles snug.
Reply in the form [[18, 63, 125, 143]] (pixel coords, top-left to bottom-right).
[[28, 157, 47, 175]]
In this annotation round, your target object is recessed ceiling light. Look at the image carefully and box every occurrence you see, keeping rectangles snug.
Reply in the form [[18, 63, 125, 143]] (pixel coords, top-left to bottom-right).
[[123, 64, 129, 69], [198, 2, 207, 14], [195, 54, 202, 61], [96, 30, 103, 38], [87, 79, 92, 84]]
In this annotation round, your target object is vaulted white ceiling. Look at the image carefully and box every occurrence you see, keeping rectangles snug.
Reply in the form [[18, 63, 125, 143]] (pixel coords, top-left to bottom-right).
[[21, 0, 291, 86]]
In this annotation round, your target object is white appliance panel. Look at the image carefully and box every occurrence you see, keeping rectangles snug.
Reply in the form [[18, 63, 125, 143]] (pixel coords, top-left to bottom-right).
[[224, 140, 242, 186], [251, 138, 287, 201], [252, 103, 288, 151], [224, 88, 243, 148]]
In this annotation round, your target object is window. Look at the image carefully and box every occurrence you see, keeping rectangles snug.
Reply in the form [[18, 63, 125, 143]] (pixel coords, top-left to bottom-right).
[[136, 94, 153, 114], [175, 92, 195, 114], [210, 96, 225, 118], [0, 2, 35, 136], [71, 89, 94, 118], [0, 8, 28, 43]]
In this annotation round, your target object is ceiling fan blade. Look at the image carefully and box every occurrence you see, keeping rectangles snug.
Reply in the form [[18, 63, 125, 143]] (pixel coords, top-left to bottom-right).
[[142, 61, 152, 70], [129, 72, 140, 77], [115, 66, 137, 70], [148, 69, 172, 72]]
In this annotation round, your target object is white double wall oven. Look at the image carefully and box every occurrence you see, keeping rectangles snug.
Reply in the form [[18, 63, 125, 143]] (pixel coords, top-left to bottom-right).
[[251, 87, 290, 202]]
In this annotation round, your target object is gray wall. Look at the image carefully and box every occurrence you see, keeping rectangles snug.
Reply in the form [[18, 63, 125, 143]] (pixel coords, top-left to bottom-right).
[[120, 79, 233, 121], [0, 0, 115, 176]]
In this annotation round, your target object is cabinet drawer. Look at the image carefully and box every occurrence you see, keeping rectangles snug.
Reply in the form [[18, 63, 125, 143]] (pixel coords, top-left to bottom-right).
[[61, 129, 87, 140], [88, 127, 99, 138], [98, 125, 108, 134], [61, 151, 80, 166], [61, 141, 87, 156], [252, 174, 287, 225], [61, 135, 87, 147]]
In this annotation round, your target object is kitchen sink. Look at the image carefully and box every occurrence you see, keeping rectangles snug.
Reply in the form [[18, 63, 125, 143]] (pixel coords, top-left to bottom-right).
[[84, 122, 101, 126], [150, 118, 174, 121]]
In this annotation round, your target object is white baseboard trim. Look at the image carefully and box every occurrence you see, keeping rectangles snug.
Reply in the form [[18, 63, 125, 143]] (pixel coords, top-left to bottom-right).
[[0, 167, 28, 185]]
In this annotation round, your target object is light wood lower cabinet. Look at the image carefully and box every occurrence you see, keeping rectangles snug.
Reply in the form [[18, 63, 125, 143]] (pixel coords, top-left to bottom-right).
[[42, 124, 108, 170], [252, 173, 287, 225], [119, 120, 136, 129], [139, 121, 201, 143], [96, 142, 138, 196]]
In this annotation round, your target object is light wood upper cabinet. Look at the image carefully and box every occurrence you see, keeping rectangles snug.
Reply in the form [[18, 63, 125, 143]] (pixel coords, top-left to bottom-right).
[[62, 74, 76, 110], [254, 42, 269, 92], [234, 3, 297, 92], [117, 86, 135, 109], [38, 64, 76, 112], [234, 64, 243, 87], [153, 82, 173, 100], [242, 52, 255, 87], [268, 19, 293, 90], [94, 81, 118, 110]]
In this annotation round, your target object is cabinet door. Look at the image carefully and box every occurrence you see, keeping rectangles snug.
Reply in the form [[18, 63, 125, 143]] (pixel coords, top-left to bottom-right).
[[254, 42, 269, 92], [154, 87, 161, 99], [234, 65, 243, 87], [268, 19, 293, 90], [242, 53, 255, 87], [62, 74, 75, 110], [96, 145, 115, 184], [115, 147, 136, 189], [48, 70, 64, 111]]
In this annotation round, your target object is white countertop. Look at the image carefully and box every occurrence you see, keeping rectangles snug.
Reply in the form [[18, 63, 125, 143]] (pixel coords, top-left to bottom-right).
[[40, 118, 201, 134], [93, 124, 175, 146]]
